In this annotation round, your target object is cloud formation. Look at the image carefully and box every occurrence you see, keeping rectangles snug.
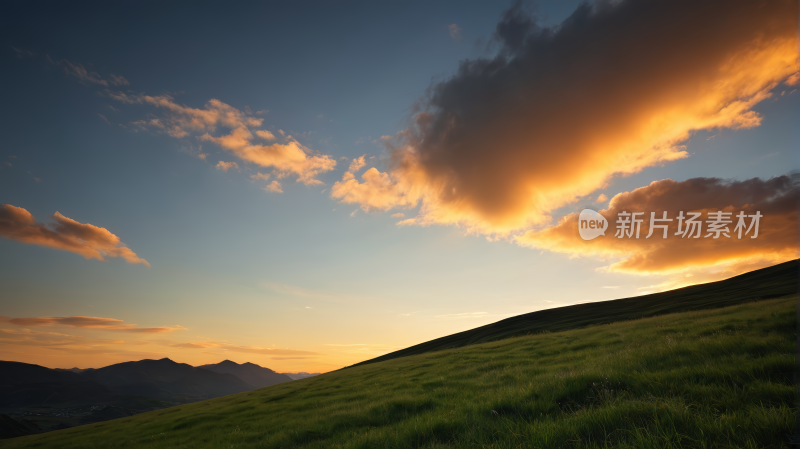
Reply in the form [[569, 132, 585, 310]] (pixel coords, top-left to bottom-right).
[[110, 92, 336, 186], [0, 204, 149, 266], [448, 24, 463, 41], [58, 60, 129, 87], [215, 161, 239, 172], [518, 176, 799, 277], [332, 0, 797, 236], [348, 155, 367, 173], [0, 315, 184, 333], [169, 341, 319, 357]]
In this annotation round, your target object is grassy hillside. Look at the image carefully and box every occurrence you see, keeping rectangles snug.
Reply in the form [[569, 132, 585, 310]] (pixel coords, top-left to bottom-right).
[[350, 259, 799, 367], [4, 294, 795, 448]]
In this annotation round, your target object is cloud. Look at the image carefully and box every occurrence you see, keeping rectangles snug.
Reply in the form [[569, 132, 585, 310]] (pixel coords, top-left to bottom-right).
[[178, 144, 208, 160], [391, 213, 405, 218], [58, 60, 108, 86], [264, 180, 283, 193], [348, 155, 367, 173], [215, 160, 239, 172], [255, 129, 276, 141], [448, 24, 463, 41], [595, 194, 608, 204], [517, 176, 799, 279], [332, 0, 797, 237], [0, 316, 184, 333], [324, 343, 399, 355], [108, 73, 129, 86], [0, 327, 164, 360], [108, 93, 336, 185], [168, 340, 319, 356], [251, 172, 271, 181], [0, 204, 150, 266]]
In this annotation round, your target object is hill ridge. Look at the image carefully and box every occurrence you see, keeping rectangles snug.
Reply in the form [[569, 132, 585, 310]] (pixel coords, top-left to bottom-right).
[[348, 258, 799, 368]]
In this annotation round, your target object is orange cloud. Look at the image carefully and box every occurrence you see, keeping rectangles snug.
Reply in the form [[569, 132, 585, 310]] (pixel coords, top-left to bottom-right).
[[518, 176, 799, 280], [169, 340, 319, 356], [263, 180, 283, 193], [109, 92, 336, 185], [348, 155, 367, 173], [0, 315, 184, 333], [332, 0, 798, 236], [215, 160, 239, 172], [0, 204, 149, 266]]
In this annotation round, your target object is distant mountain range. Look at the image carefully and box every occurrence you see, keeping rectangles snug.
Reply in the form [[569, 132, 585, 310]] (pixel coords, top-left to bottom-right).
[[198, 360, 293, 388], [0, 358, 296, 437]]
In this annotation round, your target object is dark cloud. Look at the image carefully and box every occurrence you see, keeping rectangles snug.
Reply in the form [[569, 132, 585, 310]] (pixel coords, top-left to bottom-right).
[[333, 0, 797, 236]]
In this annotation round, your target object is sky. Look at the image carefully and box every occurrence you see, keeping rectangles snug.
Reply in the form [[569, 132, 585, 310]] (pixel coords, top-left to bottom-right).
[[0, 0, 798, 373]]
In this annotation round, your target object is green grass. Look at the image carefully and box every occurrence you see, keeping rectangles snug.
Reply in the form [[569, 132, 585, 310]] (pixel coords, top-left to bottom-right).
[[351, 259, 799, 367], [4, 295, 795, 448]]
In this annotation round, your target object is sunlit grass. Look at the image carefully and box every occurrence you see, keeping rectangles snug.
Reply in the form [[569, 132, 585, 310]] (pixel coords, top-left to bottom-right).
[[5, 295, 795, 448]]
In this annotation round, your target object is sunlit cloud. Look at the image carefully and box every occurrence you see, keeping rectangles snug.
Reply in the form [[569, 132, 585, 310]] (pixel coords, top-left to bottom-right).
[[168, 340, 319, 357], [107, 92, 336, 186], [348, 155, 367, 173], [0, 315, 185, 333], [332, 0, 797, 239], [0, 204, 149, 266], [0, 327, 163, 358], [263, 180, 283, 193], [215, 160, 239, 172], [324, 343, 399, 355], [518, 176, 799, 286]]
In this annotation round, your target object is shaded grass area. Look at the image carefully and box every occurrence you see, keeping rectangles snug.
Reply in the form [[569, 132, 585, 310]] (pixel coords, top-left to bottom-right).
[[5, 295, 795, 448], [352, 259, 798, 367]]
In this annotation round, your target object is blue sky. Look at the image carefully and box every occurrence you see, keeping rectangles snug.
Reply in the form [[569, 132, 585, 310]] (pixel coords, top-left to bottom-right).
[[1, 0, 797, 371]]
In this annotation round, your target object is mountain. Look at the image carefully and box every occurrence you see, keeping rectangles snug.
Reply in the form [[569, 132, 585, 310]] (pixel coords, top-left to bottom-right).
[[349, 258, 799, 368], [282, 372, 321, 380], [197, 360, 292, 389], [79, 358, 252, 402], [0, 414, 41, 439], [0, 361, 114, 408], [5, 291, 794, 448]]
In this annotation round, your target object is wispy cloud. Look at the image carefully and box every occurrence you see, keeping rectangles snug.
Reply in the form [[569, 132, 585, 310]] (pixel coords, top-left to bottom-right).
[[324, 343, 399, 355], [107, 92, 336, 186], [215, 161, 239, 172], [57, 60, 128, 87], [0, 316, 184, 333], [261, 282, 386, 305], [448, 24, 463, 41], [168, 340, 319, 357], [0, 204, 149, 266]]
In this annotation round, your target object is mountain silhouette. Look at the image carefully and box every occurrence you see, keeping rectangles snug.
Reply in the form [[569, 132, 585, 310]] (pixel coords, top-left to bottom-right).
[[198, 360, 292, 389], [79, 358, 251, 402]]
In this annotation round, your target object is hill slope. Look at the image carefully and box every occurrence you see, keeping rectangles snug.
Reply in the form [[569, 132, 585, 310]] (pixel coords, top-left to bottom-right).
[[3, 293, 794, 448], [349, 259, 799, 367], [197, 360, 292, 389]]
